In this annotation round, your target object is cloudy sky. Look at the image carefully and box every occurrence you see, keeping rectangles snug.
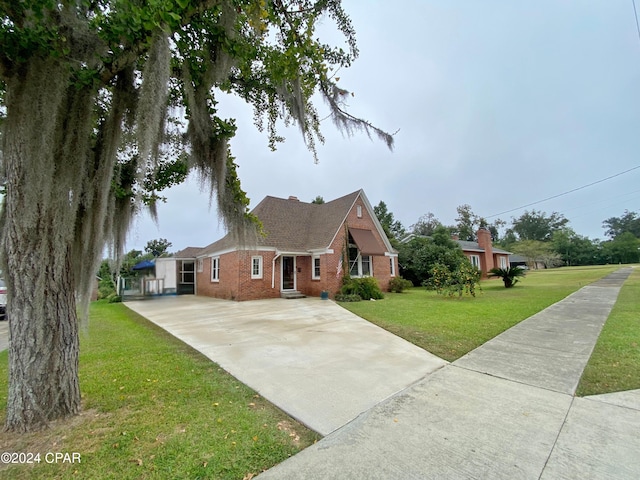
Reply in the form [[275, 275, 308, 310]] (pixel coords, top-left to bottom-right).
[[128, 0, 640, 253]]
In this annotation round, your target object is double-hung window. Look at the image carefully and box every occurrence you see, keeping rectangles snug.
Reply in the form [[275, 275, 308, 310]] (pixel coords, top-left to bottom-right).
[[251, 256, 263, 279], [312, 256, 321, 280], [469, 255, 480, 269], [211, 256, 220, 282]]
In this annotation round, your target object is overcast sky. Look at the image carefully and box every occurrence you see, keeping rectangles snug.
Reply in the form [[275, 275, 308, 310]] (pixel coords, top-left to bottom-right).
[[128, 0, 640, 253]]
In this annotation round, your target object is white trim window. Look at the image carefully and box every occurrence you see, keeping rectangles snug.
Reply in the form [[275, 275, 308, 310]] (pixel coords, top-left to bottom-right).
[[312, 255, 321, 280], [356, 205, 363, 218], [251, 256, 263, 279], [349, 245, 372, 277], [469, 255, 481, 269], [390, 257, 396, 277], [211, 256, 220, 282], [499, 256, 508, 269]]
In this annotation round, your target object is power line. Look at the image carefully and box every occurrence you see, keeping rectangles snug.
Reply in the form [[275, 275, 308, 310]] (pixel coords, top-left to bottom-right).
[[485, 165, 640, 219]]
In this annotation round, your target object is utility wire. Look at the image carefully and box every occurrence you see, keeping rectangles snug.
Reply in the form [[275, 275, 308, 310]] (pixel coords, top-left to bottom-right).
[[485, 3, 640, 221], [485, 165, 640, 219]]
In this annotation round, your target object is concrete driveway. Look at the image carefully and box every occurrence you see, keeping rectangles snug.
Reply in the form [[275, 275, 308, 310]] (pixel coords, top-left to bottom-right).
[[125, 296, 447, 435]]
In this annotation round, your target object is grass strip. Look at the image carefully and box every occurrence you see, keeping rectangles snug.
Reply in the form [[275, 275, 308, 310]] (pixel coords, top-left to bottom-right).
[[341, 265, 621, 362], [577, 267, 640, 396], [0, 302, 319, 480]]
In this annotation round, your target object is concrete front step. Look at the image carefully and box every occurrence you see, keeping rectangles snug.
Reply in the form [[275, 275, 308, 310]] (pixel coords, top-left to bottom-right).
[[281, 291, 306, 299]]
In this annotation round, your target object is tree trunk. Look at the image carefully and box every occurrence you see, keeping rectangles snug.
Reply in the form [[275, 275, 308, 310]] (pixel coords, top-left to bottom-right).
[[4, 254, 80, 432], [1, 58, 85, 432]]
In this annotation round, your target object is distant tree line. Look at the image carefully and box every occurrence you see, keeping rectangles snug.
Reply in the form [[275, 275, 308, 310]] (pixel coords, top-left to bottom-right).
[[373, 201, 640, 285]]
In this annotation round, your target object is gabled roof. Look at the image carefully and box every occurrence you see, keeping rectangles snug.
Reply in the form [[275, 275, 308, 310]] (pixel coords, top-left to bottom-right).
[[174, 246, 204, 258], [199, 189, 391, 257]]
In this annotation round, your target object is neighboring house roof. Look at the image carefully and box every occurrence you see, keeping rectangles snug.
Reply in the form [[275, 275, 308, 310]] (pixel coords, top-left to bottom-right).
[[456, 240, 512, 255], [198, 189, 392, 257]]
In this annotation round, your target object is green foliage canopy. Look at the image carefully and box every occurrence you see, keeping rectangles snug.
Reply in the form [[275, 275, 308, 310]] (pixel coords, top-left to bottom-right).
[[0, 0, 394, 432], [602, 210, 640, 239], [374, 200, 405, 243], [398, 226, 466, 285], [145, 238, 172, 257], [507, 210, 569, 242]]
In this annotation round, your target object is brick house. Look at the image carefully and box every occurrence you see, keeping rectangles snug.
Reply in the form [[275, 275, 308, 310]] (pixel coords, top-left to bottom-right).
[[193, 189, 398, 301], [455, 228, 511, 276]]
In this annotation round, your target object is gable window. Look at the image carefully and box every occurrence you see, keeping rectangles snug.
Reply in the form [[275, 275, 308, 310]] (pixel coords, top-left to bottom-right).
[[312, 255, 321, 280], [469, 255, 480, 269], [211, 256, 220, 282], [251, 256, 263, 279], [356, 205, 363, 218]]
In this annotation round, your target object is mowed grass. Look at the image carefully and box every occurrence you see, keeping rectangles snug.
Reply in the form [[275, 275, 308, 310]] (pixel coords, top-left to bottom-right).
[[577, 267, 640, 396], [0, 302, 319, 480], [342, 265, 622, 362]]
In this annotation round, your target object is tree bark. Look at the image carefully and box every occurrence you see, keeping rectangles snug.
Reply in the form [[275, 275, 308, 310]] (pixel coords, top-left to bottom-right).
[[1, 58, 84, 432], [4, 255, 81, 432]]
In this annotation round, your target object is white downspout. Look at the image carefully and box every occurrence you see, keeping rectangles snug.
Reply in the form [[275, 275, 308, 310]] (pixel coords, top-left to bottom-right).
[[272, 253, 281, 289]]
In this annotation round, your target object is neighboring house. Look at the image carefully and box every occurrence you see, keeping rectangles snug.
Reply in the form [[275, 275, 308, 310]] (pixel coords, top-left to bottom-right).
[[193, 189, 398, 301], [454, 228, 512, 277], [401, 228, 511, 278], [509, 254, 545, 270]]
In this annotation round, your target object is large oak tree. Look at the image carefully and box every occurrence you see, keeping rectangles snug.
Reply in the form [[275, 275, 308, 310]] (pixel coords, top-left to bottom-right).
[[0, 0, 392, 432]]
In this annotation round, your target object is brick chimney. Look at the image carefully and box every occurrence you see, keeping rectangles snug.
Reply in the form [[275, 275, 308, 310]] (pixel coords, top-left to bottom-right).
[[288, 196, 299, 201], [451, 233, 459, 241], [476, 228, 494, 274]]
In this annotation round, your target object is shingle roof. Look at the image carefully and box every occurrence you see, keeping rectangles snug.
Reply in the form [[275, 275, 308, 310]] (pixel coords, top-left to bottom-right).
[[174, 246, 204, 258], [455, 239, 511, 255], [199, 190, 362, 256]]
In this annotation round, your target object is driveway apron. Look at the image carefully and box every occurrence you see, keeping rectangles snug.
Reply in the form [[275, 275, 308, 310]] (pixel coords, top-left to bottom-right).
[[125, 296, 447, 436], [257, 268, 640, 479]]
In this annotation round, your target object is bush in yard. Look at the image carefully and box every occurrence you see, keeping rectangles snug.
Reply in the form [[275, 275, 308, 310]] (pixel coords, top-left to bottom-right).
[[427, 261, 481, 298], [489, 266, 526, 288], [398, 226, 466, 285], [341, 276, 385, 300], [97, 278, 116, 300], [388, 276, 413, 293], [106, 294, 122, 303], [335, 293, 362, 302]]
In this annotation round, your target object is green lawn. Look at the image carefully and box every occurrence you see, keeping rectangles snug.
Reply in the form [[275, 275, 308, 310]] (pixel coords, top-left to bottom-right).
[[342, 265, 621, 361], [343, 264, 640, 395], [0, 303, 319, 480], [0, 265, 636, 479]]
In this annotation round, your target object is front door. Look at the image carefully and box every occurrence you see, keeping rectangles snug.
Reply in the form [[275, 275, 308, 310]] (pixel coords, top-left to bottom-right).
[[282, 256, 295, 290], [178, 260, 195, 294]]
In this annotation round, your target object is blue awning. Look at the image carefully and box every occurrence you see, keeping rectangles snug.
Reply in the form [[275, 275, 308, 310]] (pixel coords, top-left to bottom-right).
[[132, 260, 155, 270]]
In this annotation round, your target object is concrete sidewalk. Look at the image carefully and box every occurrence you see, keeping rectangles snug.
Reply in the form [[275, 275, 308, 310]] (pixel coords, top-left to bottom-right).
[[258, 268, 640, 479], [125, 296, 447, 435]]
